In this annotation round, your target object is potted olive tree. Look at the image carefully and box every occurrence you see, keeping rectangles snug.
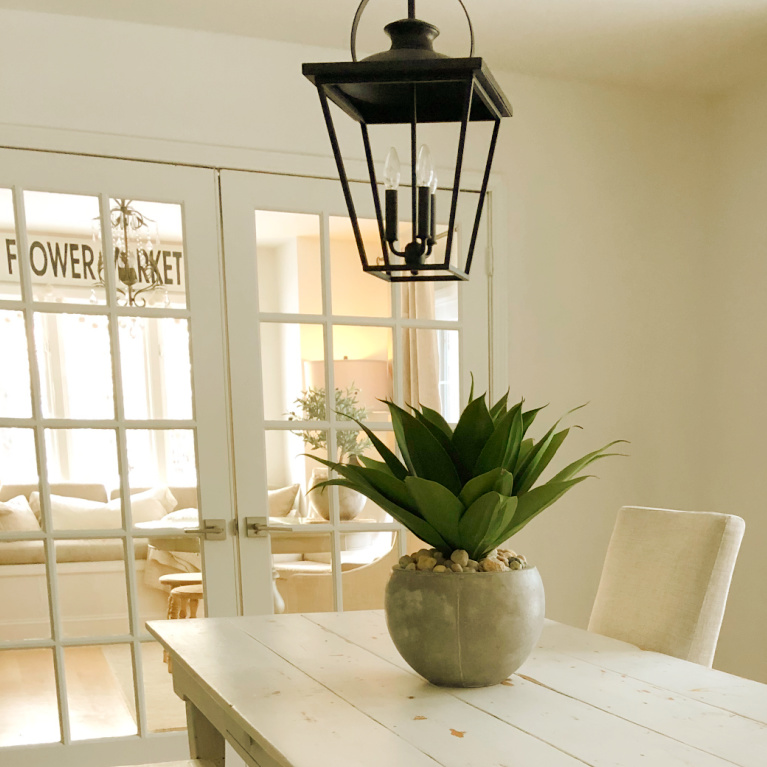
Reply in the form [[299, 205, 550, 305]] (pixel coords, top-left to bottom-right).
[[288, 384, 371, 520], [310, 386, 624, 686]]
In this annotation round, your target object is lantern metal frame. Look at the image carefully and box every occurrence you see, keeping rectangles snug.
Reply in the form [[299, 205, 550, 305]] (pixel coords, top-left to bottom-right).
[[303, 0, 512, 282]]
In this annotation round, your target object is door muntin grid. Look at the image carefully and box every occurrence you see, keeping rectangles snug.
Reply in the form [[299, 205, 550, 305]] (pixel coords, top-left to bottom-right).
[[253, 197, 481, 614], [0, 184, 201, 746]]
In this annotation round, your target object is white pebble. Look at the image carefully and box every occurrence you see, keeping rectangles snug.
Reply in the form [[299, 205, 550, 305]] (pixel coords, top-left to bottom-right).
[[433, 565, 448, 573], [449, 562, 463, 573], [416, 556, 437, 571], [451, 550, 470, 567]]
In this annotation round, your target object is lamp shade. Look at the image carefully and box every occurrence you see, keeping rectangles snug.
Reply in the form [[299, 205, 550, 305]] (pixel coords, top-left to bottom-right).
[[303, 358, 392, 413]]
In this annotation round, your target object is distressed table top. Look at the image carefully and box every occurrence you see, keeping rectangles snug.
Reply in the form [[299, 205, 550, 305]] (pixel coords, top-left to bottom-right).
[[148, 612, 767, 767]]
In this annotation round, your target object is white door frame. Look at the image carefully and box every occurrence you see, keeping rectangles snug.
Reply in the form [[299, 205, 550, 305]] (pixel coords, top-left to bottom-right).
[[0, 147, 238, 767]]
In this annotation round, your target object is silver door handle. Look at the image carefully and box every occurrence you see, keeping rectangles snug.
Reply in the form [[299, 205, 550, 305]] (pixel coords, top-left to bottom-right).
[[244, 517, 288, 538], [183, 519, 227, 541]]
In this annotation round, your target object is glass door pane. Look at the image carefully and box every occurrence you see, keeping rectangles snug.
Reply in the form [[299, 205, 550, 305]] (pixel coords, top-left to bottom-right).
[[0, 147, 235, 764], [221, 170, 492, 618]]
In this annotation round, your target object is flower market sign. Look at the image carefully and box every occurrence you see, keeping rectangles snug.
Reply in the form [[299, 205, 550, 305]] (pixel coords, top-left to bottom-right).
[[1, 233, 184, 289]]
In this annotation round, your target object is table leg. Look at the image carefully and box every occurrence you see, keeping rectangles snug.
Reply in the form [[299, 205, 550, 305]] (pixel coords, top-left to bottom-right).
[[272, 569, 285, 614], [186, 699, 225, 767]]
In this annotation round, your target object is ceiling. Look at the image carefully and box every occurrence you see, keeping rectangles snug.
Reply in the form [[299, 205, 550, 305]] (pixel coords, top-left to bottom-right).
[[3, 0, 767, 95]]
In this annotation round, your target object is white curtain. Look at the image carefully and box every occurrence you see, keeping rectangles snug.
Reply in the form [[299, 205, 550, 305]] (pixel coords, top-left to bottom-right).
[[401, 283, 442, 413]]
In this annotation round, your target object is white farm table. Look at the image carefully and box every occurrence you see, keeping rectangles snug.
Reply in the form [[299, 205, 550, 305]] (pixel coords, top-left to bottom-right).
[[148, 612, 767, 767]]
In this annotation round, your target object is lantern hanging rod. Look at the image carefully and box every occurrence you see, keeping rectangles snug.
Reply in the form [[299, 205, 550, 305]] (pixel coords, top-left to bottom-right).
[[350, 0, 475, 62]]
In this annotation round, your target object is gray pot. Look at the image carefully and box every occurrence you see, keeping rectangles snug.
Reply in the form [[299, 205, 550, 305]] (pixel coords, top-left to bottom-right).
[[385, 567, 545, 687]]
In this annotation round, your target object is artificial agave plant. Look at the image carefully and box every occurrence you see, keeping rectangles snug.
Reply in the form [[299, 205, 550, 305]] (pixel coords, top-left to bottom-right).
[[310, 387, 625, 562]]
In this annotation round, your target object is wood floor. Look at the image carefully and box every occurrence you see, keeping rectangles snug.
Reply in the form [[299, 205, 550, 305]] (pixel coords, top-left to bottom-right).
[[0, 642, 186, 746]]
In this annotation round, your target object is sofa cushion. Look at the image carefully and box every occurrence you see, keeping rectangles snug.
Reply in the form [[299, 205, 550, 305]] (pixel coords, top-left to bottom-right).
[[0, 495, 41, 532], [29, 486, 177, 529]]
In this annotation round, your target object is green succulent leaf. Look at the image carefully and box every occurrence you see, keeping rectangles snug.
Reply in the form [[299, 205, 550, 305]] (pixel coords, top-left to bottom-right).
[[347, 415, 408, 480], [514, 428, 570, 495], [516, 438, 534, 468], [418, 405, 454, 440], [452, 394, 495, 477], [502, 476, 590, 539], [458, 492, 518, 561], [412, 408, 467, 478], [548, 440, 629, 484], [404, 476, 464, 550], [358, 456, 394, 475], [307, 457, 418, 514], [489, 390, 510, 423], [316, 478, 449, 552], [474, 401, 522, 476], [501, 405, 525, 473], [387, 401, 462, 494], [521, 404, 547, 435], [459, 467, 515, 508]]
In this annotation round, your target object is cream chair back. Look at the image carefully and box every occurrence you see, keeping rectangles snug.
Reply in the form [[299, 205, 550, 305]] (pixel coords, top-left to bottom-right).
[[588, 505, 745, 667]]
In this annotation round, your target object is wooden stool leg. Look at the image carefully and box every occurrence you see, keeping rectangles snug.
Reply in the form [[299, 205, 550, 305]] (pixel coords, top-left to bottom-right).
[[170, 593, 182, 619], [163, 594, 174, 665], [189, 597, 199, 619]]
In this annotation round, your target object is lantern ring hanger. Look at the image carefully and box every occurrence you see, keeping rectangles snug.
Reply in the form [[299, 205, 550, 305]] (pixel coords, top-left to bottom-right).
[[350, 0, 475, 61]]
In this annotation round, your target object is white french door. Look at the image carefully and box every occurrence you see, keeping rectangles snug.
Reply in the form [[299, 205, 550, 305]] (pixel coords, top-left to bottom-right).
[[0, 148, 497, 766], [0, 148, 238, 767], [220, 170, 492, 616]]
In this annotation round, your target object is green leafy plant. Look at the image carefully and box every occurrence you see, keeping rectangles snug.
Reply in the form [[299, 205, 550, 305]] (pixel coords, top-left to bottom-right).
[[287, 385, 372, 463], [310, 386, 625, 561]]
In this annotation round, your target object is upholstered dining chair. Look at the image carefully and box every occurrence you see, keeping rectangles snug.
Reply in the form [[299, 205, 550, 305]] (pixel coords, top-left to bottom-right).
[[588, 505, 745, 667]]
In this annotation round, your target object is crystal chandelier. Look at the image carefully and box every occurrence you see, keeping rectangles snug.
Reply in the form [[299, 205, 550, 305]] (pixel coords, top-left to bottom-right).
[[93, 199, 167, 307]]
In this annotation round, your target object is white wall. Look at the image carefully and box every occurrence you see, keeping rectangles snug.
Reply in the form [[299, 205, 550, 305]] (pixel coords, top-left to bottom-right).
[[0, 8, 760, 684], [495, 70, 717, 652], [706, 78, 767, 684]]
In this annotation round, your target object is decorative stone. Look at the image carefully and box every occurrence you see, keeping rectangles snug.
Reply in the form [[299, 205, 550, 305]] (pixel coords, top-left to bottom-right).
[[479, 557, 509, 572], [449, 562, 463, 573], [509, 559, 523, 570], [450, 550, 470, 568], [467, 559, 479, 570], [433, 565, 448, 573], [399, 555, 414, 568], [417, 556, 438, 571], [405, 562, 417, 571]]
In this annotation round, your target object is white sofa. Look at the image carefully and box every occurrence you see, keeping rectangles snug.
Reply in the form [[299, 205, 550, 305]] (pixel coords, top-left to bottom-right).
[[0, 483, 198, 641]]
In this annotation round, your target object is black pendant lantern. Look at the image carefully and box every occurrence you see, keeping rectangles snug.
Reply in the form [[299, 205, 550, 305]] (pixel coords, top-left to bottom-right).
[[303, 0, 512, 282]]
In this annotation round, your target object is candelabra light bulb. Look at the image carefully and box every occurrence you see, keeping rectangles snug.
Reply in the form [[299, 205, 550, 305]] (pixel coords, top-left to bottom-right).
[[383, 147, 401, 190], [429, 173, 438, 195], [416, 144, 434, 187]]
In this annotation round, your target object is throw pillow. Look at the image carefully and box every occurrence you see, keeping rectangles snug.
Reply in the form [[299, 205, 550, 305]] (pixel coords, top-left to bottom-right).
[[29, 492, 117, 529], [107, 486, 178, 524], [29, 486, 178, 529], [0, 495, 41, 531], [268, 484, 300, 517]]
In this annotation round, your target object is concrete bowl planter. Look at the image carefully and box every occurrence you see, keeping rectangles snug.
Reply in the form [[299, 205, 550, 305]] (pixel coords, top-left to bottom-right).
[[385, 566, 545, 687]]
